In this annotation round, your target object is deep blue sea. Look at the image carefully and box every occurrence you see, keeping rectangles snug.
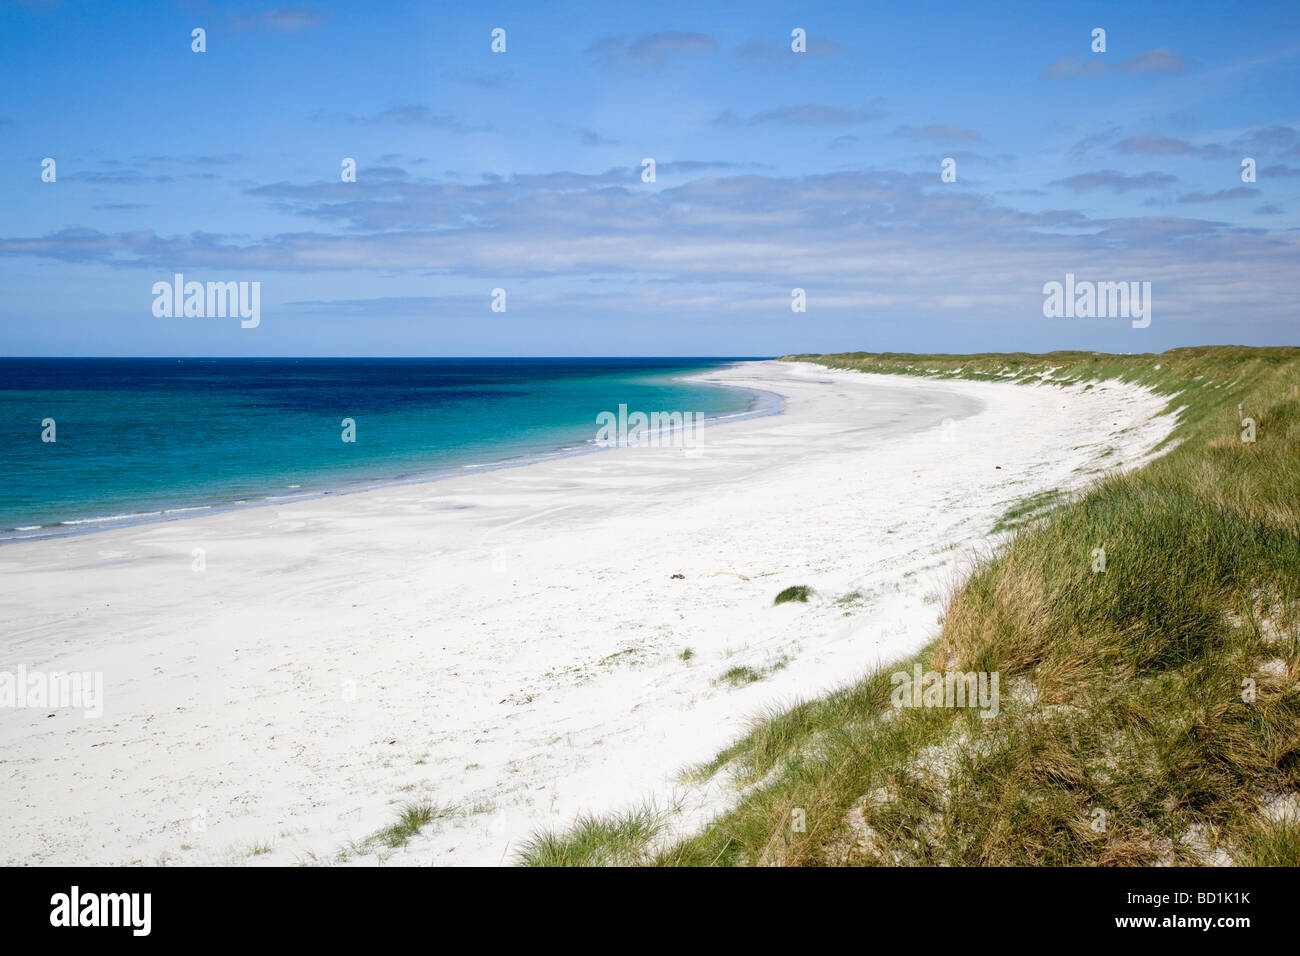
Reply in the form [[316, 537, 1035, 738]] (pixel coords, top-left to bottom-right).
[[0, 358, 771, 541]]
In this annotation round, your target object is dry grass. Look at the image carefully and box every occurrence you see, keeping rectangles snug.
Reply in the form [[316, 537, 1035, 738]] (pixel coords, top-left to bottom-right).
[[522, 347, 1300, 867]]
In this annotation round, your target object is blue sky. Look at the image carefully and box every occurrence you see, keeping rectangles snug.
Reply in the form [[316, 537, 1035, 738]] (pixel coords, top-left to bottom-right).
[[1, 0, 1297, 356]]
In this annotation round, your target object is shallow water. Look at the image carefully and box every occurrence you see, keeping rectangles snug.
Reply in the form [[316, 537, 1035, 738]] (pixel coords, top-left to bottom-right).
[[0, 357, 767, 539]]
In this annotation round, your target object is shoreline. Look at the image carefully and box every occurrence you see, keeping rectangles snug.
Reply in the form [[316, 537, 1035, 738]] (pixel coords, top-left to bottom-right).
[[0, 360, 1177, 866], [0, 363, 783, 546]]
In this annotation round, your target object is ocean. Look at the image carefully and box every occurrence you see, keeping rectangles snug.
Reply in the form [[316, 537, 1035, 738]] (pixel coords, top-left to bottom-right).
[[0, 357, 771, 541]]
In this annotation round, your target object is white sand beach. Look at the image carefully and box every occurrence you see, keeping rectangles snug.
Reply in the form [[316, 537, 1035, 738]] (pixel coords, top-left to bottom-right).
[[0, 360, 1178, 866]]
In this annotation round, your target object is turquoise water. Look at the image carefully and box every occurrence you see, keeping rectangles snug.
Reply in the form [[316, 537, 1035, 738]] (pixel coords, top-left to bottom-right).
[[0, 358, 771, 540]]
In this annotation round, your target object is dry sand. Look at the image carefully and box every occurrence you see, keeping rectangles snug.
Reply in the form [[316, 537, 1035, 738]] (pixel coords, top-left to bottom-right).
[[0, 360, 1177, 865]]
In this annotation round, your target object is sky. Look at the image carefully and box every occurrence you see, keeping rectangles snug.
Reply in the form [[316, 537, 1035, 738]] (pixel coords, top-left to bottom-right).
[[0, 0, 1297, 357]]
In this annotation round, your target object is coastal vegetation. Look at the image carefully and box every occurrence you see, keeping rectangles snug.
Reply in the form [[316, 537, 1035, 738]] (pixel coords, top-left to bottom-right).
[[520, 347, 1300, 866], [774, 585, 813, 605]]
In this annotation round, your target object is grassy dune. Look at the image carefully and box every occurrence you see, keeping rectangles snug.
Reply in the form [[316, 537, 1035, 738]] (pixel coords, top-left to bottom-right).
[[520, 346, 1300, 866]]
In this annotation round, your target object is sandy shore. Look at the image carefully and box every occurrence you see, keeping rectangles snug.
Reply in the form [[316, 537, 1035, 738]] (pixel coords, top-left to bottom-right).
[[0, 360, 1177, 866]]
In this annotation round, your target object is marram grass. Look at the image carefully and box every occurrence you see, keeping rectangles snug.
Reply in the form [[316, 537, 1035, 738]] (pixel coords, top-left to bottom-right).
[[518, 346, 1300, 866]]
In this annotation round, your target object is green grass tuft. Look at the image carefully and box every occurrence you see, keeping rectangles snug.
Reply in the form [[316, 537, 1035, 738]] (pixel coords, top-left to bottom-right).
[[517, 804, 666, 866], [990, 488, 1064, 534], [1232, 816, 1300, 866], [774, 585, 812, 605], [339, 800, 454, 860]]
